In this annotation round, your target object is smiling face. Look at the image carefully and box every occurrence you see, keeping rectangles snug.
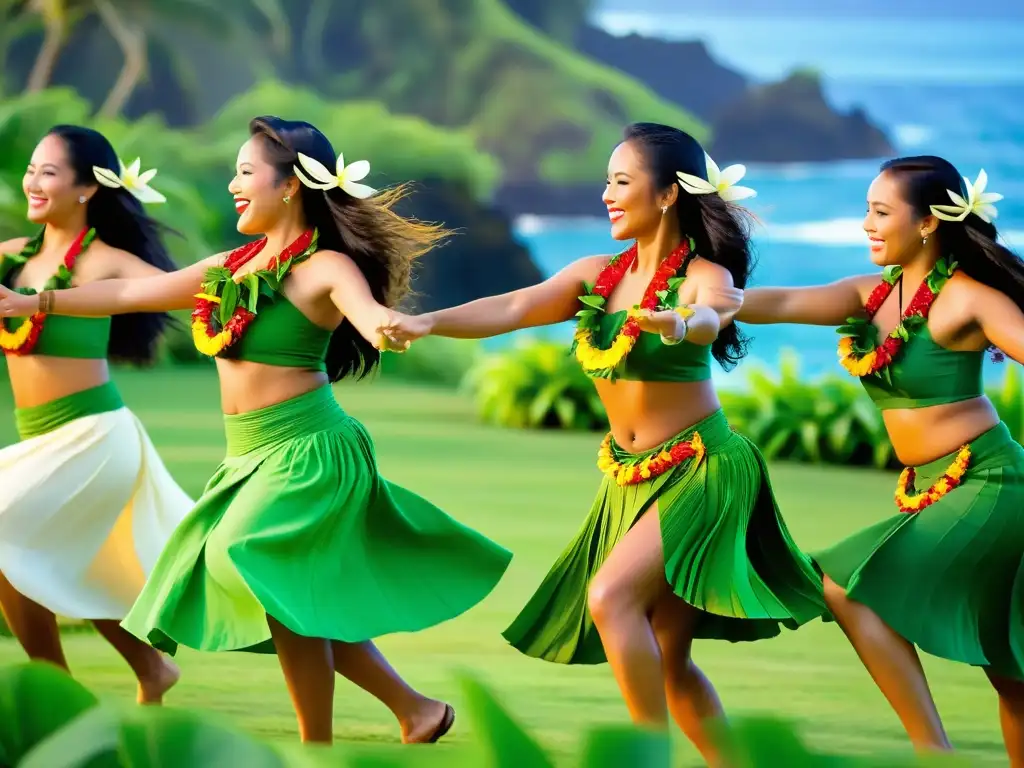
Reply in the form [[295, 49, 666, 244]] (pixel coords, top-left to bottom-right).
[[864, 170, 935, 266], [228, 136, 297, 235], [22, 134, 94, 225], [602, 140, 665, 242]]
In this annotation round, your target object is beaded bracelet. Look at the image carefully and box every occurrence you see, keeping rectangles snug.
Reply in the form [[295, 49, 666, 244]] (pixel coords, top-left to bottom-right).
[[37, 290, 55, 314]]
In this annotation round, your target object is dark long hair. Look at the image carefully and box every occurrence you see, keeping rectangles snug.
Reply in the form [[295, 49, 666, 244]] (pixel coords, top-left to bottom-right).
[[50, 125, 178, 364], [623, 122, 754, 369], [249, 116, 449, 382], [881, 155, 1024, 311]]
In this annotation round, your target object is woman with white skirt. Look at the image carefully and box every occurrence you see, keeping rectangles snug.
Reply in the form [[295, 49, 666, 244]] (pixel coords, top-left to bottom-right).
[[0, 125, 191, 703]]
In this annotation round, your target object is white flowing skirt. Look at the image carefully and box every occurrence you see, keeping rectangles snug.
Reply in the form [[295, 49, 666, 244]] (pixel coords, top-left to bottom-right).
[[0, 407, 193, 619]]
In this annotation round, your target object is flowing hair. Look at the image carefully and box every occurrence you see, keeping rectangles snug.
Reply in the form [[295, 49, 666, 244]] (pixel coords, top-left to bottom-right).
[[248, 116, 450, 381], [623, 122, 755, 369]]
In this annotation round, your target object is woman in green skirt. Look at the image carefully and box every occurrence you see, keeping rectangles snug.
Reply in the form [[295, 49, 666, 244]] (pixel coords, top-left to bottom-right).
[[737, 155, 1024, 763], [0, 115, 513, 745], [381, 123, 827, 764]]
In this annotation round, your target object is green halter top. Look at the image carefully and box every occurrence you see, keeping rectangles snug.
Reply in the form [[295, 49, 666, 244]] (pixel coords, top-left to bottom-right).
[[854, 259, 984, 410], [195, 230, 332, 371], [860, 325, 983, 410], [587, 311, 712, 382], [576, 245, 712, 383], [0, 231, 110, 359], [215, 294, 332, 372]]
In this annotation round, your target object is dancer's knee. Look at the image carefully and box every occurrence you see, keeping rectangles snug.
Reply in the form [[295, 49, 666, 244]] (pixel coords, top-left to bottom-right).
[[588, 575, 633, 626]]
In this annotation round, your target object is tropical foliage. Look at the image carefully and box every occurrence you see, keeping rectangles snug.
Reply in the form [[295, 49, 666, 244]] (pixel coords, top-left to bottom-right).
[[379, 336, 482, 389], [0, 661, 970, 767], [462, 340, 607, 430], [1, 0, 703, 187], [718, 351, 893, 468], [462, 342, 1024, 472]]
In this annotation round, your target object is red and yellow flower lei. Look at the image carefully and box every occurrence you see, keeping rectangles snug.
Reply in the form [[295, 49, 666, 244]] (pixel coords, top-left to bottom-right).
[[894, 444, 971, 513], [598, 430, 705, 486], [837, 258, 955, 378], [573, 239, 695, 378], [192, 229, 317, 357], [0, 227, 95, 355]]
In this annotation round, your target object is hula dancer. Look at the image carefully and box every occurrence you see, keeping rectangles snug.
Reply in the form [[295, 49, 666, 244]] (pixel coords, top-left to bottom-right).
[[0, 116, 512, 745], [0, 126, 189, 702], [737, 156, 1024, 763], [381, 123, 827, 764]]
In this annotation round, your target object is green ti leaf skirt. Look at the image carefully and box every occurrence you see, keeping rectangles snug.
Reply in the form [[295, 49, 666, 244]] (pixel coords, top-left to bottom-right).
[[502, 408, 827, 664], [121, 385, 513, 654]]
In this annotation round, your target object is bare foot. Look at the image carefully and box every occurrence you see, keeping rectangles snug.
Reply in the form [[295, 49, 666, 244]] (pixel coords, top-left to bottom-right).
[[401, 699, 455, 744], [137, 655, 180, 705]]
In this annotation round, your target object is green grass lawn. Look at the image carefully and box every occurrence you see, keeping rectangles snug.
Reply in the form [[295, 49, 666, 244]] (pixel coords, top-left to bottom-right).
[[0, 367, 1006, 765]]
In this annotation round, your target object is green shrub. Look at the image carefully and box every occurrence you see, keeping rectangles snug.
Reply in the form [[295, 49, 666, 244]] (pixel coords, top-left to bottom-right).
[[463, 341, 607, 430], [987, 363, 1024, 438], [720, 350, 894, 469], [202, 80, 501, 200], [0, 661, 971, 767], [379, 336, 482, 388], [465, 342, 1024, 471]]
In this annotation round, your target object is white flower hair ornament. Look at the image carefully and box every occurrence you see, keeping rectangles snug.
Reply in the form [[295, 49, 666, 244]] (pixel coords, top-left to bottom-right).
[[294, 153, 375, 199], [676, 152, 756, 203], [929, 169, 1003, 224], [92, 158, 166, 204]]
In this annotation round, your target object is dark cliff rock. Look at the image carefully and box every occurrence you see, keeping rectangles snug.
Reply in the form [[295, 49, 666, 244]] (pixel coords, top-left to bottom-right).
[[575, 26, 748, 121], [569, 27, 894, 166], [709, 71, 894, 163]]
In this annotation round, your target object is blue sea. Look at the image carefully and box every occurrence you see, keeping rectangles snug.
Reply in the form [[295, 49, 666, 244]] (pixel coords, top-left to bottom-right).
[[505, 14, 1024, 389]]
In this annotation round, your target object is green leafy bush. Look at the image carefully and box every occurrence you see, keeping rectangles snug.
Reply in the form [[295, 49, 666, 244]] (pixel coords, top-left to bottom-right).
[[202, 80, 501, 200], [463, 341, 607, 430], [466, 342, 1024, 472], [379, 336, 482, 388], [0, 661, 972, 767], [720, 350, 894, 469]]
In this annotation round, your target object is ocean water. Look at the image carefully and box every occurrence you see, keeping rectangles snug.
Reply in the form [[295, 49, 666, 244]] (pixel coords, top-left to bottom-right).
[[500, 15, 1024, 389]]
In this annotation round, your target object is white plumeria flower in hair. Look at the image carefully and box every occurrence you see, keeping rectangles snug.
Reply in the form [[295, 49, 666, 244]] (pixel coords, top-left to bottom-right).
[[294, 152, 375, 199], [676, 152, 756, 203], [929, 169, 1003, 224], [92, 157, 166, 204]]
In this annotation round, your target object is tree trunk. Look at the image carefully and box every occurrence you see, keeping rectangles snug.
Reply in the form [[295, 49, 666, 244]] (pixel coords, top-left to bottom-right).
[[24, 0, 67, 92], [94, 0, 146, 118]]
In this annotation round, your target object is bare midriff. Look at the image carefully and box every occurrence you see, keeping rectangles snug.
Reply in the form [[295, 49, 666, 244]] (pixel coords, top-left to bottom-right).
[[594, 377, 721, 452], [6, 356, 110, 409], [214, 359, 329, 415], [883, 396, 1000, 467]]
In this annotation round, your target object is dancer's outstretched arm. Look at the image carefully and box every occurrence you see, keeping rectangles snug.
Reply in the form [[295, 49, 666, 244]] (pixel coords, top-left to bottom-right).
[[387, 255, 609, 342], [379, 255, 743, 345], [316, 250, 409, 351], [0, 255, 221, 317], [737, 275, 875, 326]]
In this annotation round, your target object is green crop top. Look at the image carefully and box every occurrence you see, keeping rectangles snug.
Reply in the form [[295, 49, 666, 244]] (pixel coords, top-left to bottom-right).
[[860, 323, 984, 410], [4, 313, 111, 359], [0, 257, 110, 360], [213, 294, 331, 372], [587, 310, 712, 382]]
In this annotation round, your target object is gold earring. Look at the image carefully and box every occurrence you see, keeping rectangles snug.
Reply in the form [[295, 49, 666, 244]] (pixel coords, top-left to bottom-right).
[[661, 205, 668, 215], [922, 234, 928, 245], [283, 195, 291, 204]]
